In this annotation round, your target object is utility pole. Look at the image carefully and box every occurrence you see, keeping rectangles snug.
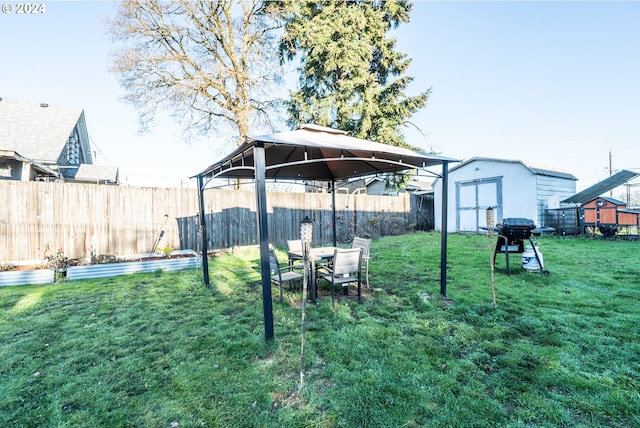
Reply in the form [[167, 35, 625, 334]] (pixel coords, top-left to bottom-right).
[[609, 149, 613, 198]]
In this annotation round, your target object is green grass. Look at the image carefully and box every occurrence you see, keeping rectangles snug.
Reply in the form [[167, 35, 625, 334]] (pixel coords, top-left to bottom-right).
[[1, 233, 639, 427]]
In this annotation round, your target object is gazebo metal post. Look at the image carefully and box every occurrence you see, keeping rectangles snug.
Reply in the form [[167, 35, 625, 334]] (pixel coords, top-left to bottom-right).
[[331, 179, 337, 247], [440, 162, 450, 297], [254, 143, 275, 340], [197, 174, 210, 287]]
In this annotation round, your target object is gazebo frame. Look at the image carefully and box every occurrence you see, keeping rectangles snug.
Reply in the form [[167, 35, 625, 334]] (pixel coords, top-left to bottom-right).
[[193, 125, 459, 340]]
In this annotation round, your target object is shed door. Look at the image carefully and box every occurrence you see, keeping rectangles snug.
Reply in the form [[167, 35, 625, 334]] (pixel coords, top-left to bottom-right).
[[456, 177, 502, 232]]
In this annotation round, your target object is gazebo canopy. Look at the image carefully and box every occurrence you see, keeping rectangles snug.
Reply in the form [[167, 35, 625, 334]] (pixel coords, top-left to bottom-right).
[[193, 124, 459, 340], [197, 124, 456, 181]]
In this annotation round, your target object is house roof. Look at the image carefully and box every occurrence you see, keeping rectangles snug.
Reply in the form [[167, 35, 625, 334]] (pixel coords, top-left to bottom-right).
[[196, 124, 459, 181], [72, 164, 119, 184], [0, 149, 62, 178], [448, 157, 577, 181], [0, 97, 83, 163], [562, 169, 639, 205], [592, 196, 626, 205]]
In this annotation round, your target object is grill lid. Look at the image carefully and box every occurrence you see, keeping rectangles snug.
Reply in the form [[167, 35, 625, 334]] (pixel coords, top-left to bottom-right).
[[495, 218, 536, 239], [501, 218, 536, 229]]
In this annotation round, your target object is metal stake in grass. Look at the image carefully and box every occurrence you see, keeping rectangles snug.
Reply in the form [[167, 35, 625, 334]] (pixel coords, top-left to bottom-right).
[[299, 216, 313, 392], [486, 207, 497, 309]]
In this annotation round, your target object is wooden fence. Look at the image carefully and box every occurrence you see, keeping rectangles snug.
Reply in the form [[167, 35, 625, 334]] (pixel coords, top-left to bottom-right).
[[1, 181, 422, 261], [544, 207, 581, 236]]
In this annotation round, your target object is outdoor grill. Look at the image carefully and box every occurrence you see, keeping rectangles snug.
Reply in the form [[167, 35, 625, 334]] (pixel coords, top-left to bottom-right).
[[493, 218, 551, 275], [495, 218, 536, 251]]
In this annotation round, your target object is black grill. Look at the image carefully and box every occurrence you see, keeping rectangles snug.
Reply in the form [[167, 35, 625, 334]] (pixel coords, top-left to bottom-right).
[[493, 218, 551, 275], [495, 218, 536, 244]]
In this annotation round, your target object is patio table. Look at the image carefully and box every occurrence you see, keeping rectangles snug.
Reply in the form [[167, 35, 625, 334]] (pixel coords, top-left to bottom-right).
[[288, 246, 336, 304]]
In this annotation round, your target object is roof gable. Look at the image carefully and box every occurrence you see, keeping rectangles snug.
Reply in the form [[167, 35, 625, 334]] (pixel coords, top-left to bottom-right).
[[594, 196, 626, 206], [0, 98, 85, 163]]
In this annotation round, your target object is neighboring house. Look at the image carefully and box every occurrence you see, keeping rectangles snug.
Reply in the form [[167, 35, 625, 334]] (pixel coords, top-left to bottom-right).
[[339, 177, 396, 195], [0, 148, 61, 181], [334, 175, 433, 196], [0, 97, 118, 184], [433, 157, 577, 233], [404, 175, 433, 194]]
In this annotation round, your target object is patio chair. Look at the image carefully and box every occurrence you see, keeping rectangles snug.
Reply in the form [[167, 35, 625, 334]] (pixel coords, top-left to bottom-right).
[[269, 248, 304, 303], [318, 247, 363, 306], [351, 236, 372, 287], [286, 239, 304, 269]]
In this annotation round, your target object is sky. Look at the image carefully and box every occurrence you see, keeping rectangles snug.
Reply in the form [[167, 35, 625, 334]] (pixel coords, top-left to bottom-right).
[[1, 1, 639, 191]]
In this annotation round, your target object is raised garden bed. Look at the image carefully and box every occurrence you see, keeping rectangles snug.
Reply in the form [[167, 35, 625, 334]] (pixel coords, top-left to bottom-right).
[[0, 269, 56, 287], [66, 250, 199, 280], [0, 250, 199, 286]]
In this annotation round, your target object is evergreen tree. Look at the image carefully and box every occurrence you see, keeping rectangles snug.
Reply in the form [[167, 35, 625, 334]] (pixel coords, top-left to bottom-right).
[[270, 0, 429, 150]]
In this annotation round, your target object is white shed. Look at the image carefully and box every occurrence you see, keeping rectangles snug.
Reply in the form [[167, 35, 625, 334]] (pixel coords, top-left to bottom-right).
[[433, 157, 577, 232]]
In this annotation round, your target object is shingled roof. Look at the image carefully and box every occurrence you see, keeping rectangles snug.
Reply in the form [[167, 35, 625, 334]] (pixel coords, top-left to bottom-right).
[[72, 164, 119, 184], [0, 97, 88, 163]]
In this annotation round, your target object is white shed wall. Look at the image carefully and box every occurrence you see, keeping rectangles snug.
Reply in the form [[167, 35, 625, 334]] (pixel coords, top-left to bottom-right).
[[535, 174, 576, 225], [435, 160, 539, 232]]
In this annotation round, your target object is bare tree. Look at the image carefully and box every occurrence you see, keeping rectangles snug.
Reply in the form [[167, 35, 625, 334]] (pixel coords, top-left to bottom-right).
[[108, 0, 281, 145]]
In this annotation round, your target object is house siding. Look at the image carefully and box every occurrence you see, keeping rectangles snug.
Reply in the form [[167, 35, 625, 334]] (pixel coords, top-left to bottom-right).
[[366, 180, 390, 196], [0, 159, 22, 180], [536, 174, 577, 225]]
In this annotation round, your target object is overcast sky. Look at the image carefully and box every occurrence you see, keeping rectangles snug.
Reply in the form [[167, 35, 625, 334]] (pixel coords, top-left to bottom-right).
[[2, 1, 639, 191]]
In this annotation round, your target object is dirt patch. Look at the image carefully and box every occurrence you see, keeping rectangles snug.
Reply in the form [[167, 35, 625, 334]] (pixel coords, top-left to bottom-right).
[[10, 265, 40, 271], [128, 253, 196, 262]]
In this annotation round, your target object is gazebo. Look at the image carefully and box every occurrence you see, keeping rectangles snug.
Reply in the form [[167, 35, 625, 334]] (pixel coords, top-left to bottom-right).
[[193, 124, 459, 339]]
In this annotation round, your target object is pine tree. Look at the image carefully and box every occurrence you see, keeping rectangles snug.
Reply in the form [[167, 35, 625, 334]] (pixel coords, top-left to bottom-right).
[[270, 0, 429, 150]]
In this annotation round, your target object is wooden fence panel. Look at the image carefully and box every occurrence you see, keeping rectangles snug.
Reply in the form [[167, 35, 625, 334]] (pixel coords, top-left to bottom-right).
[[1, 181, 416, 261], [545, 207, 581, 236]]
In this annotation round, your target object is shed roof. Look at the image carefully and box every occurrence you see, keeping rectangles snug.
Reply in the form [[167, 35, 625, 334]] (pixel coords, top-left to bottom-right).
[[0, 98, 83, 162], [447, 157, 577, 181], [562, 169, 639, 205], [588, 196, 626, 206]]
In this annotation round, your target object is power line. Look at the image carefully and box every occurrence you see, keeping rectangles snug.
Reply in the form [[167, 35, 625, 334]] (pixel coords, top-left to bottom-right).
[[88, 134, 113, 166]]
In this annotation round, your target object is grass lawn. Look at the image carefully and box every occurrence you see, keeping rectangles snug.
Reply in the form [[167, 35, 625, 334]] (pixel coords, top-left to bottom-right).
[[1, 232, 639, 427]]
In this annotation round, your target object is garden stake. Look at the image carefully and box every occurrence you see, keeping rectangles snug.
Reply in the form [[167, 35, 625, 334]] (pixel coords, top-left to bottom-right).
[[299, 216, 313, 393], [486, 208, 497, 309], [299, 244, 308, 392]]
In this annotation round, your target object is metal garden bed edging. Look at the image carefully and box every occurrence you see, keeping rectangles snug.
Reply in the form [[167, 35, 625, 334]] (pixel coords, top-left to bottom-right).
[[0, 269, 55, 287], [66, 250, 198, 281]]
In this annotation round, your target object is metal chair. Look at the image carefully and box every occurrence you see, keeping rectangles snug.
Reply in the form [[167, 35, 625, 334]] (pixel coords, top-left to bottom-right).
[[269, 248, 304, 303], [351, 236, 371, 287], [286, 239, 304, 269], [318, 247, 363, 306]]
